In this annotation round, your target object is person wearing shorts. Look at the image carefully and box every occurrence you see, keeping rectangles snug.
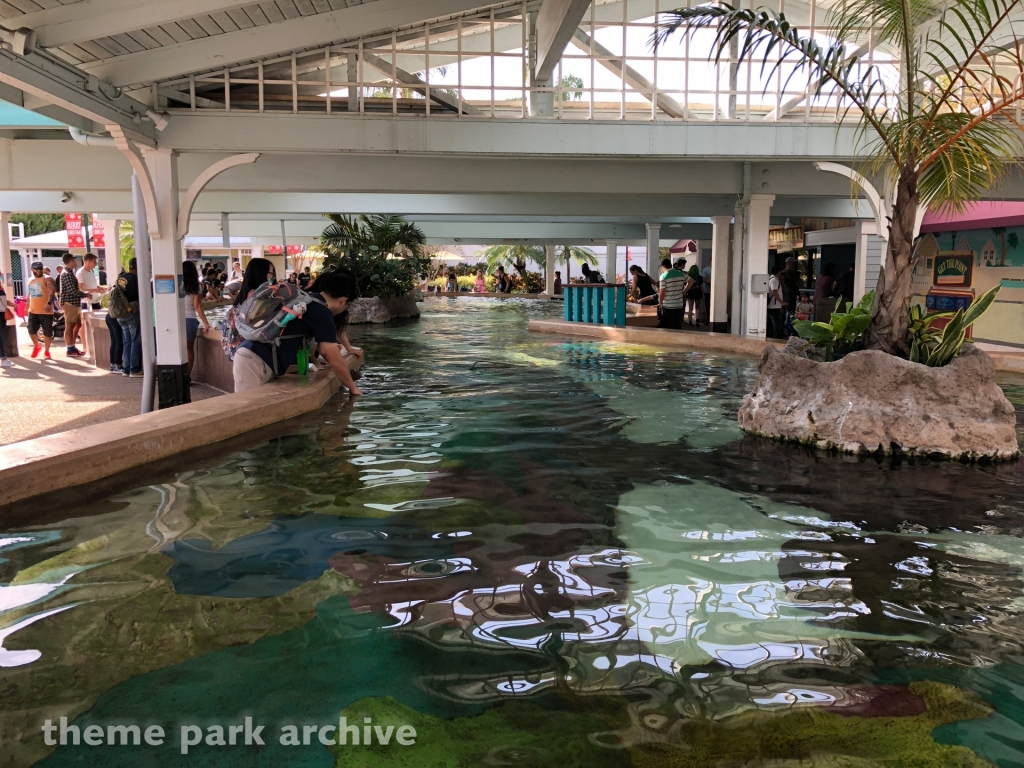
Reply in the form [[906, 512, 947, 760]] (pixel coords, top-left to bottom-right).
[[26, 261, 56, 359], [181, 260, 212, 375]]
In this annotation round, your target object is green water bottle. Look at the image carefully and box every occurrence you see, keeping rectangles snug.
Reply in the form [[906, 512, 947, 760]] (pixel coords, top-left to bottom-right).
[[297, 348, 309, 376]]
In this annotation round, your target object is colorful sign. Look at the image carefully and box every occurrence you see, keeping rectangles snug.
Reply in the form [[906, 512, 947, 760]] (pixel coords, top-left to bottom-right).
[[65, 213, 84, 249], [264, 245, 304, 255], [934, 254, 973, 286], [91, 218, 105, 249]]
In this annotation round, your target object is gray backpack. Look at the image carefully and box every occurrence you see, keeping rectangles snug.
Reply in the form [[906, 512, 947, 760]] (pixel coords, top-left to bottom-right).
[[235, 281, 325, 375]]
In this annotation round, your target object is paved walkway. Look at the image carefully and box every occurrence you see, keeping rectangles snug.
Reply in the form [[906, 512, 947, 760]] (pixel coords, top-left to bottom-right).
[[0, 323, 220, 447]]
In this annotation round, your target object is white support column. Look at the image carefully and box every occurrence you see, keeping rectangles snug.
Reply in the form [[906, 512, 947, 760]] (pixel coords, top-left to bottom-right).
[[741, 194, 775, 338], [0, 211, 11, 291], [544, 244, 556, 294], [221, 213, 230, 249], [645, 223, 661, 276], [347, 53, 358, 112], [709, 216, 731, 333], [0, 211, 13, 358], [143, 148, 187, 369], [730, 204, 744, 335], [605, 240, 617, 282], [281, 220, 288, 276]]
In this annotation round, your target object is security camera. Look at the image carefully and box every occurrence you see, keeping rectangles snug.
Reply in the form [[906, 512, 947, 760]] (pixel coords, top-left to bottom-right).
[[0, 26, 36, 56], [146, 110, 170, 131], [61, 191, 72, 203]]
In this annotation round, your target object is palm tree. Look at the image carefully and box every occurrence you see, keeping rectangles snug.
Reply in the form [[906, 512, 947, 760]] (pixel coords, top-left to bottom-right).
[[321, 214, 425, 259], [556, 245, 598, 281], [478, 245, 545, 281], [656, 0, 1024, 354], [319, 214, 427, 298], [992, 226, 1020, 265]]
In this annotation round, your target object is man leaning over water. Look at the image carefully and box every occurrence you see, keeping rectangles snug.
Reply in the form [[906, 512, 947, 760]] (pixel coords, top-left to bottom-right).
[[232, 270, 363, 396]]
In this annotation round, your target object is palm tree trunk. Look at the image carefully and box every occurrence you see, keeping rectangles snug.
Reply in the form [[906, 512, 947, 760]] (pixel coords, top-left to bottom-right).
[[865, 168, 920, 355]]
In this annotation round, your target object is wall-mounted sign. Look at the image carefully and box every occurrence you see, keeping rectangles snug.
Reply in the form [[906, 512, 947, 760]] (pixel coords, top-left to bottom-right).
[[264, 245, 304, 255], [154, 274, 176, 294], [769, 225, 804, 252], [934, 253, 973, 287]]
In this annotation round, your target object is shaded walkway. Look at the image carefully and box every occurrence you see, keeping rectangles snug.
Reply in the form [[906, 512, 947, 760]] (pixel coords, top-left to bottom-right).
[[0, 324, 220, 446]]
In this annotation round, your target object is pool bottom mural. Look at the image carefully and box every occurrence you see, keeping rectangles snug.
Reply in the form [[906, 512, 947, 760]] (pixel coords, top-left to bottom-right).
[[914, 226, 1024, 346], [4, 299, 1024, 767]]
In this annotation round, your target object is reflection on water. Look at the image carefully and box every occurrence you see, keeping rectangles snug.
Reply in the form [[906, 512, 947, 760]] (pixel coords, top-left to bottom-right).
[[3, 297, 1024, 767]]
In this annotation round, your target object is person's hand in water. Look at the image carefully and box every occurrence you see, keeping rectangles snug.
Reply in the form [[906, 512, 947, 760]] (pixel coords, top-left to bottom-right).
[[348, 383, 363, 396]]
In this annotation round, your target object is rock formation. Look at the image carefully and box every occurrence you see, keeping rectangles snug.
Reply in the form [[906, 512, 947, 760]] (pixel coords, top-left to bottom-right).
[[347, 297, 391, 324], [737, 339, 1019, 459]]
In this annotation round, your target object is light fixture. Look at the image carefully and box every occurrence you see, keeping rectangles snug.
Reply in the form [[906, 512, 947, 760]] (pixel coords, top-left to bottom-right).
[[61, 191, 72, 203], [783, 218, 793, 229]]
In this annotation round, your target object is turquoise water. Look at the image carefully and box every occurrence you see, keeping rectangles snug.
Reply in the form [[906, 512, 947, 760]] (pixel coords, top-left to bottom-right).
[[4, 298, 1024, 767]]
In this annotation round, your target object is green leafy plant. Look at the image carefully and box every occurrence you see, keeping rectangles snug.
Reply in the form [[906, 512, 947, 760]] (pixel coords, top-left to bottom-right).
[[909, 285, 1000, 366], [318, 214, 429, 298], [655, 0, 1024, 356], [478, 245, 544, 281], [793, 291, 874, 361]]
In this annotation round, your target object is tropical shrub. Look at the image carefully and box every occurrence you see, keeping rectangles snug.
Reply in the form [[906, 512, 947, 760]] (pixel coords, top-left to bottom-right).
[[318, 214, 429, 299], [908, 285, 1000, 367], [428, 275, 495, 291], [511, 271, 544, 294], [793, 291, 874, 361]]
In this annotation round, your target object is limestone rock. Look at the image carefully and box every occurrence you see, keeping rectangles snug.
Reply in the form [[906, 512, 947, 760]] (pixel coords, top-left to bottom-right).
[[347, 297, 391, 324], [380, 293, 421, 318], [737, 343, 1019, 459]]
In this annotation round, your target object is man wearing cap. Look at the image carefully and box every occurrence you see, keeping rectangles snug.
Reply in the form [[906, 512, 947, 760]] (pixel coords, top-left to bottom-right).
[[26, 261, 56, 359], [58, 253, 86, 357]]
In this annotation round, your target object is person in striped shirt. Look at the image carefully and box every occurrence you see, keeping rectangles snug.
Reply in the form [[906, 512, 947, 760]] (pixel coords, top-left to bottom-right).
[[657, 258, 687, 329]]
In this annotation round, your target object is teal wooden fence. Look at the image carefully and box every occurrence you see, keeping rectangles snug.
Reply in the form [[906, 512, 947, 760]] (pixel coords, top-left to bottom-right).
[[564, 284, 628, 327]]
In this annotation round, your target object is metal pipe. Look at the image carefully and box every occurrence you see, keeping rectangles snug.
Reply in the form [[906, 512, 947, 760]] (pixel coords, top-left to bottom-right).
[[67, 126, 117, 147], [132, 173, 157, 414]]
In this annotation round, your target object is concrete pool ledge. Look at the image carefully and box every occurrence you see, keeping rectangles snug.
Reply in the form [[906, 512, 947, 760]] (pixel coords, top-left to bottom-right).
[[0, 355, 362, 508], [531, 319, 1024, 373], [528, 319, 784, 356]]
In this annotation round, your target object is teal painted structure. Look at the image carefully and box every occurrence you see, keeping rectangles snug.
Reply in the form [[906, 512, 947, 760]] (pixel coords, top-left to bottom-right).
[[564, 284, 628, 327]]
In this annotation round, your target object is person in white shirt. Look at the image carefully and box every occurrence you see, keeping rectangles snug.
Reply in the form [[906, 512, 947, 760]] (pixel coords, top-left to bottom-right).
[[75, 253, 101, 356]]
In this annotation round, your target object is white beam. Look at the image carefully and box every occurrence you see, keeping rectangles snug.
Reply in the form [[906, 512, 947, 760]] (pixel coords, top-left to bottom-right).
[[535, 0, 592, 82], [0, 48, 155, 143], [157, 113, 866, 158], [82, 0, 491, 87], [570, 30, 685, 118], [11, 0, 266, 50], [362, 52, 478, 115]]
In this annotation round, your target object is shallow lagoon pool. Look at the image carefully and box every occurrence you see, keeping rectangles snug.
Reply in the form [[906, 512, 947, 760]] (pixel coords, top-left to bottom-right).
[[5, 298, 1024, 767]]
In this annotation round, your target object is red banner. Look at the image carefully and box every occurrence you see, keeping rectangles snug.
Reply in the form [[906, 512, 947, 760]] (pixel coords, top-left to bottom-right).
[[66, 213, 84, 249], [264, 245, 303, 255], [91, 218, 105, 249]]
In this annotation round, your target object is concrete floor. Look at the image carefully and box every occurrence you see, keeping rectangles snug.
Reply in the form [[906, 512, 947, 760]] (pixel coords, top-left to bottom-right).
[[0, 323, 221, 447]]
